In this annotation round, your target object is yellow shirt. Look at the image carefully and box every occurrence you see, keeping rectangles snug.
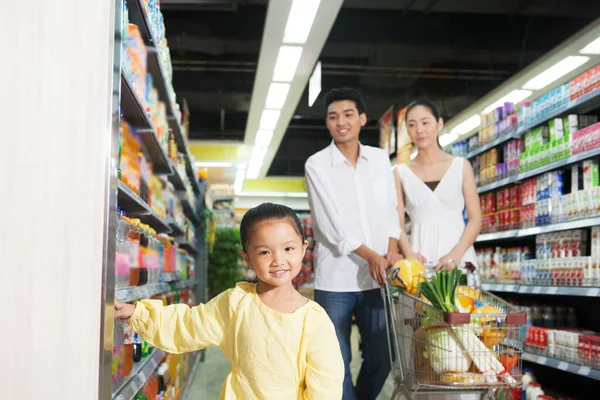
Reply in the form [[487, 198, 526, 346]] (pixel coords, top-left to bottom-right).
[[129, 282, 344, 399]]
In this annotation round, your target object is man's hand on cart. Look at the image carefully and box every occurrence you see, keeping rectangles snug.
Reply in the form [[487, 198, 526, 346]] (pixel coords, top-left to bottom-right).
[[385, 251, 403, 267], [367, 253, 389, 287]]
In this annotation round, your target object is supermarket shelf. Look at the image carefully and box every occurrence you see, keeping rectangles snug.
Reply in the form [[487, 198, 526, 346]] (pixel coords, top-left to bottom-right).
[[115, 283, 171, 303], [176, 238, 198, 254], [162, 272, 183, 283], [168, 163, 186, 191], [167, 218, 184, 236], [518, 146, 600, 181], [113, 349, 166, 400], [467, 131, 517, 159], [476, 229, 518, 242], [126, 0, 200, 194], [180, 353, 202, 400], [522, 352, 600, 381], [117, 181, 171, 233], [120, 74, 171, 175], [213, 195, 236, 203], [476, 217, 600, 242], [180, 195, 200, 224], [175, 279, 200, 291], [516, 88, 600, 137], [518, 216, 600, 237], [482, 283, 600, 297], [477, 176, 518, 194]]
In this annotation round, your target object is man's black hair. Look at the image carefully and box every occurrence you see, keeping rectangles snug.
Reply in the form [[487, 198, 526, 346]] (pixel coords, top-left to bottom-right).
[[323, 87, 367, 115], [239, 202, 305, 252]]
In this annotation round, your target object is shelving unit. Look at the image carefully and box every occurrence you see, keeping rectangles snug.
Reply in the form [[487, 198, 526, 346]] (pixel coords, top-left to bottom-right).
[[467, 130, 517, 159], [180, 353, 202, 400], [476, 216, 600, 242], [167, 217, 184, 236], [117, 181, 172, 233], [481, 283, 600, 297], [477, 145, 600, 194], [180, 195, 201, 224], [112, 349, 167, 400], [120, 74, 172, 175], [104, 0, 209, 398], [522, 352, 600, 381], [515, 88, 600, 138], [177, 238, 199, 254], [168, 161, 187, 191], [458, 63, 600, 398]]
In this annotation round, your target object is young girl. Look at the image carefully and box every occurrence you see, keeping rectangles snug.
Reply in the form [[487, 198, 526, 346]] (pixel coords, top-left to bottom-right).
[[115, 202, 344, 399]]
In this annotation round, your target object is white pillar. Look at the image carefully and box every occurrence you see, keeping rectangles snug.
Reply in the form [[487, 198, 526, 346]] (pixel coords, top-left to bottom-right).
[[0, 1, 119, 398]]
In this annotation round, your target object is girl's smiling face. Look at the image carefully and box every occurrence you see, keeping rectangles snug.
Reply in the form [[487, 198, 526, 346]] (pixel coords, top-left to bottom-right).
[[241, 218, 307, 288]]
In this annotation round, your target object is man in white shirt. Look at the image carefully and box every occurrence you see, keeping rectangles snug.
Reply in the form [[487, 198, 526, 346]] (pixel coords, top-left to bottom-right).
[[305, 87, 402, 400]]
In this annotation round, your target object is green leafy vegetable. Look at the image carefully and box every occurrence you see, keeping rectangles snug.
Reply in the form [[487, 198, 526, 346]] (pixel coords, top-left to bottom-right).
[[417, 268, 463, 312]]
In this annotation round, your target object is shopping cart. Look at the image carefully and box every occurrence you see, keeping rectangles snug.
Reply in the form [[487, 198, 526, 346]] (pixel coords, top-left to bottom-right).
[[382, 270, 527, 400]]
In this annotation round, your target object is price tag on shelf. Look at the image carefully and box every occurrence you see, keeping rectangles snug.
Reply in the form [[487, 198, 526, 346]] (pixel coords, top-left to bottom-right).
[[533, 286, 542, 294], [538, 356, 547, 365], [507, 285, 517, 292], [557, 361, 569, 371], [577, 366, 591, 376], [547, 287, 558, 295], [586, 288, 600, 297]]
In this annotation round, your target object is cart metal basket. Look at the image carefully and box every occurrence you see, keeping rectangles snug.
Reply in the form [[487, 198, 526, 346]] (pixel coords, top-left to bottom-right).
[[382, 280, 527, 400]]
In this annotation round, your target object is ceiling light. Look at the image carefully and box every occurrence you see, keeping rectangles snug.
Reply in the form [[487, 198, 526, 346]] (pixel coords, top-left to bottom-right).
[[450, 115, 480, 135], [273, 46, 303, 82], [286, 192, 308, 198], [237, 191, 308, 198], [483, 89, 533, 114], [234, 169, 245, 194], [308, 61, 322, 107], [439, 133, 458, 147], [194, 161, 233, 168], [259, 109, 281, 130], [283, 0, 321, 44], [255, 130, 274, 148], [238, 191, 283, 197], [523, 56, 590, 90], [246, 161, 262, 179], [265, 83, 290, 109], [580, 37, 600, 54], [251, 146, 268, 161]]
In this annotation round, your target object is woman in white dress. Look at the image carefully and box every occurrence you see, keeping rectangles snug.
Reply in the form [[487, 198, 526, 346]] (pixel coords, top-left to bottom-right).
[[394, 100, 481, 271]]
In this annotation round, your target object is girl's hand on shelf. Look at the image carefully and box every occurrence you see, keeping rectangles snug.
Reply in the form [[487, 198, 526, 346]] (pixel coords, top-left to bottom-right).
[[114, 300, 136, 320]]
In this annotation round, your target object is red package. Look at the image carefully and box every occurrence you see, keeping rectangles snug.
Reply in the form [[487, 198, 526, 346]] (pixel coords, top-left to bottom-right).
[[510, 186, 520, 208], [497, 191, 504, 211]]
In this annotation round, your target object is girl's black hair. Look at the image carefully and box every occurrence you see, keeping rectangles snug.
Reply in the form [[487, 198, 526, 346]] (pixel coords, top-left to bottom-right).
[[405, 100, 441, 122], [239, 202, 305, 251], [405, 100, 443, 148]]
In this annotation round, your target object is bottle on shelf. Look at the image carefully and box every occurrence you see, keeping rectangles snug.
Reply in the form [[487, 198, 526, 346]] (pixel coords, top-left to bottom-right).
[[132, 332, 143, 363], [129, 219, 142, 287]]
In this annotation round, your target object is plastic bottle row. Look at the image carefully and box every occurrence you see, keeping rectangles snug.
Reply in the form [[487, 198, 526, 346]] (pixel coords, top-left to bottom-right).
[[115, 210, 195, 289], [113, 288, 197, 395]]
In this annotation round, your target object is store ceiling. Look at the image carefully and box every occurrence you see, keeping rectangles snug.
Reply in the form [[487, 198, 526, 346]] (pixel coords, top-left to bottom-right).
[[163, 0, 600, 177]]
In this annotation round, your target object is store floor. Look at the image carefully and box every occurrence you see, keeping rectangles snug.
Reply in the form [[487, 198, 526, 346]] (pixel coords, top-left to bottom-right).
[[186, 325, 395, 399]]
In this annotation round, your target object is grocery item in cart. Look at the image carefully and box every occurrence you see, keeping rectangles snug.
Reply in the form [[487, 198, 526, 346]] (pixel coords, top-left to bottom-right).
[[388, 259, 426, 294]]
